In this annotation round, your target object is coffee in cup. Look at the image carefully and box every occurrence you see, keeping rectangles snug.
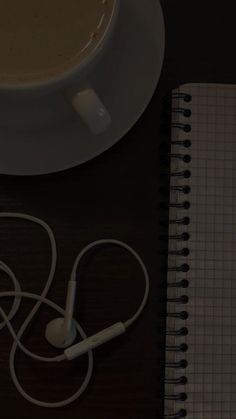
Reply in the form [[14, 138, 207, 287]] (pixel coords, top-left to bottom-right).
[[0, 0, 115, 85]]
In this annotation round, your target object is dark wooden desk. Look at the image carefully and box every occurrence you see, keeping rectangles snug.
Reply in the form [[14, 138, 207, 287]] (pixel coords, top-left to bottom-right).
[[1, 1, 236, 418]]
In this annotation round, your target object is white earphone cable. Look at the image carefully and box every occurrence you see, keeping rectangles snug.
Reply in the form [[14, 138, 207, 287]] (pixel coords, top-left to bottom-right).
[[71, 239, 150, 328], [0, 213, 149, 408]]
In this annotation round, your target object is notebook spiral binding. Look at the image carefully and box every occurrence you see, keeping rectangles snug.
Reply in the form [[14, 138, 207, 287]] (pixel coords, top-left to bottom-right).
[[164, 92, 192, 419]]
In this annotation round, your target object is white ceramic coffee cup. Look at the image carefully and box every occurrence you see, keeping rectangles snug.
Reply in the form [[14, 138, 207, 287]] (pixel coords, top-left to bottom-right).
[[0, 1, 119, 135]]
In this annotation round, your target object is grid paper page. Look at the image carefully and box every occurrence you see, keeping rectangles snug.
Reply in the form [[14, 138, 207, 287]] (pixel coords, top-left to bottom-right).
[[165, 84, 236, 419]]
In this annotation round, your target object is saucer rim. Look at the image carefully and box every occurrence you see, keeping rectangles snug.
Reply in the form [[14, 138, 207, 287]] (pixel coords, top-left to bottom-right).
[[0, 0, 165, 176]]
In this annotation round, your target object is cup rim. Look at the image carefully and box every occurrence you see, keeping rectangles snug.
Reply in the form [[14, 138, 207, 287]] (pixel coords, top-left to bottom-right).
[[0, 0, 119, 93]]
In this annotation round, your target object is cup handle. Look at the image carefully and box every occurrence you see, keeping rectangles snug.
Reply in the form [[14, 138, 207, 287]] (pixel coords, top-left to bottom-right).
[[67, 87, 111, 135]]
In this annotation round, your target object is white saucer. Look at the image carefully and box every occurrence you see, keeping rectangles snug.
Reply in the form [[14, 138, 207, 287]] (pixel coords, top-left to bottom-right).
[[0, 0, 165, 175]]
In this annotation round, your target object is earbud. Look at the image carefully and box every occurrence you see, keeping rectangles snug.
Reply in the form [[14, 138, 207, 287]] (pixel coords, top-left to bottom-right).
[[45, 239, 150, 358], [45, 280, 77, 349], [45, 276, 127, 354], [0, 214, 150, 408], [45, 317, 77, 349]]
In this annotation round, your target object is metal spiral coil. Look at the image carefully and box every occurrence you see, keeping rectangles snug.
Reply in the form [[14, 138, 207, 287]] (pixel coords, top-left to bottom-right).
[[168, 248, 190, 257], [168, 232, 190, 241], [170, 186, 191, 194], [172, 123, 191, 133], [171, 139, 191, 148], [170, 154, 191, 163], [172, 108, 192, 118], [166, 327, 188, 337], [169, 201, 190, 210], [165, 393, 187, 401], [165, 376, 188, 385], [167, 295, 189, 304], [170, 170, 191, 178], [169, 217, 190, 226], [172, 92, 192, 102], [168, 264, 190, 273], [165, 359, 188, 369], [167, 311, 188, 320], [166, 343, 188, 352], [167, 279, 189, 288], [164, 95, 192, 419], [164, 409, 187, 419]]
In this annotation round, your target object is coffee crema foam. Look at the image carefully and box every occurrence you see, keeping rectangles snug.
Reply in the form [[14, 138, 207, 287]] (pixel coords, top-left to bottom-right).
[[0, 0, 114, 84]]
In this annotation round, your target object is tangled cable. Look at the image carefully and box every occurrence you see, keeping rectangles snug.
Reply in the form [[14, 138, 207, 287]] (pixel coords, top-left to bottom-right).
[[0, 213, 149, 408]]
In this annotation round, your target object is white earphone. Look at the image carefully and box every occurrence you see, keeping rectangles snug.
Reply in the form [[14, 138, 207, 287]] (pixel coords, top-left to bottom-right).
[[0, 213, 150, 408]]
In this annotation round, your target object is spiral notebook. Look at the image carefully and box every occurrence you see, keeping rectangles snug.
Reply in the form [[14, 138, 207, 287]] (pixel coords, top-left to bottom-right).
[[164, 83, 236, 419]]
